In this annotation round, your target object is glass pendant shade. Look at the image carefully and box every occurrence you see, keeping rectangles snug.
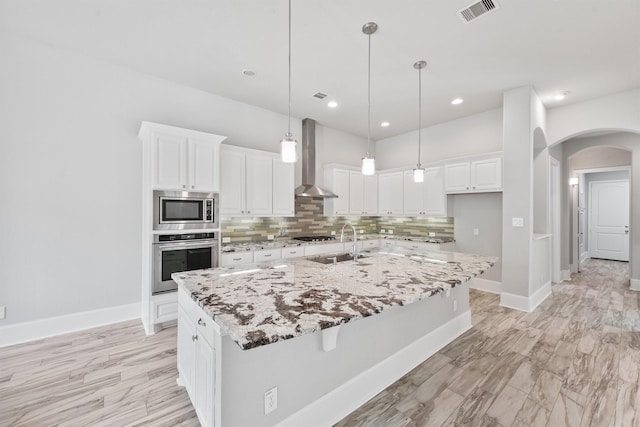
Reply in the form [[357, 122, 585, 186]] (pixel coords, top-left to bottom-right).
[[362, 155, 376, 176], [413, 166, 425, 183], [280, 134, 297, 163]]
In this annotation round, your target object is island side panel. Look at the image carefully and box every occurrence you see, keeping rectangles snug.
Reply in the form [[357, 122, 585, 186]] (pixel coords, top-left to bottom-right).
[[219, 282, 471, 427]]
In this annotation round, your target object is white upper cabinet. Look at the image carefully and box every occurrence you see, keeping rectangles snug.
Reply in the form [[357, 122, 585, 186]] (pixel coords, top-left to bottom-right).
[[245, 154, 273, 215], [378, 171, 403, 215], [444, 156, 502, 193], [402, 167, 446, 217], [220, 145, 294, 217], [273, 159, 295, 216], [323, 167, 350, 216], [362, 174, 378, 215], [349, 171, 364, 215], [139, 122, 225, 192]]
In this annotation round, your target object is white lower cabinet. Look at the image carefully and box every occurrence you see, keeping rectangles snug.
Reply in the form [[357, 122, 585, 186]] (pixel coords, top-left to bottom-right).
[[253, 248, 281, 262], [304, 242, 345, 256], [220, 251, 253, 266], [281, 246, 305, 258], [178, 288, 221, 427], [151, 292, 178, 324], [379, 239, 452, 252]]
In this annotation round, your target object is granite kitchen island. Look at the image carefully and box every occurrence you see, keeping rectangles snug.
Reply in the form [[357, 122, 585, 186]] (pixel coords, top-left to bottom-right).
[[173, 248, 496, 427]]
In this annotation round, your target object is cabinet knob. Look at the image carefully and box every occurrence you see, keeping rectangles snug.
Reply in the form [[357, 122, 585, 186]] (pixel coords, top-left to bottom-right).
[[191, 185, 195, 189], [473, 186, 476, 189], [247, 211, 251, 214], [233, 257, 241, 261], [192, 335, 198, 342], [466, 187, 469, 190], [241, 210, 244, 213], [197, 318, 206, 326], [182, 185, 187, 189]]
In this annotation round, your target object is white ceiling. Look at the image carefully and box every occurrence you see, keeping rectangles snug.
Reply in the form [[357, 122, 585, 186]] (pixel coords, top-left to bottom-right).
[[1, 0, 639, 139]]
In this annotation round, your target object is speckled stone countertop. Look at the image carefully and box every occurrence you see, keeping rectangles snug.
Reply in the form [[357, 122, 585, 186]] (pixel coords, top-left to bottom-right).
[[173, 248, 494, 350], [221, 234, 455, 252]]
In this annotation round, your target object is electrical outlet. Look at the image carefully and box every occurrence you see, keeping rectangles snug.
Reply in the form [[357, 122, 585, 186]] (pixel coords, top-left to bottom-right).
[[512, 217, 524, 227], [380, 229, 386, 234], [330, 230, 336, 236], [453, 300, 458, 312], [222, 237, 231, 243], [473, 228, 479, 236], [428, 232, 435, 237], [264, 387, 278, 415], [0, 306, 5, 320], [388, 230, 393, 235], [359, 229, 364, 234], [267, 235, 275, 241]]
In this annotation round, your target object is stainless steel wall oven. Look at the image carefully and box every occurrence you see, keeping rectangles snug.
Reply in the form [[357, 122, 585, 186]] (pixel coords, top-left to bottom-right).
[[152, 232, 218, 294]]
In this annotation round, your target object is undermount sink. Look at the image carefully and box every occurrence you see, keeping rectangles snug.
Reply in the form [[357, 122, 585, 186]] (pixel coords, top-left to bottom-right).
[[307, 253, 367, 264]]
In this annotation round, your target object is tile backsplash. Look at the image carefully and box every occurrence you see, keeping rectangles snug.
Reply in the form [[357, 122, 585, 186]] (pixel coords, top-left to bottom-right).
[[221, 197, 454, 242]]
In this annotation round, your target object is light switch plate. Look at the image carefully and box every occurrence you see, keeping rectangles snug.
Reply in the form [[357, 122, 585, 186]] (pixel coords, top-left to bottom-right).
[[380, 229, 386, 234], [388, 230, 393, 235], [267, 235, 274, 241], [264, 387, 278, 415], [473, 228, 479, 236], [331, 230, 336, 236], [222, 237, 231, 243], [429, 232, 436, 237], [512, 217, 524, 227]]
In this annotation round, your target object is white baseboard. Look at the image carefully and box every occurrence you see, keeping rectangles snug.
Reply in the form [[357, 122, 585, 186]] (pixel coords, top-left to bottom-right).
[[500, 282, 552, 313], [468, 278, 502, 294], [580, 252, 589, 263], [631, 278, 640, 292], [0, 303, 141, 348], [276, 310, 472, 427], [561, 270, 571, 281]]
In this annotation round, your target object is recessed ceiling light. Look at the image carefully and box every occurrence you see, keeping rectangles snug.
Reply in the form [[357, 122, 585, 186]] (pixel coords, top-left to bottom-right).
[[451, 98, 464, 105], [380, 121, 390, 127], [242, 69, 256, 77], [555, 91, 570, 101], [327, 101, 338, 108]]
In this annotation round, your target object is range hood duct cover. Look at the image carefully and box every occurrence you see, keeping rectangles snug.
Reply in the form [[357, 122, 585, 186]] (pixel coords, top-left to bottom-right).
[[295, 118, 338, 198]]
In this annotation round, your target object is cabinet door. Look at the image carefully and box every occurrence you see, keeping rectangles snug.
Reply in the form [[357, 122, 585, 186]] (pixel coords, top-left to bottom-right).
[[471, 157, 502, 191], [423, 167, 446, 216], [189, 139, 219, 192], [444, 162, 470, 193], [195, 340, 215, 427], [177, 310, 196, 397], [153, 133, 188, 190], [349, 171, 364, 214], [403, 170, 424, 215], [327, 169, 350, 215], [273, 159, 295, 216], [245, 154, 273, 215], [220, 148, 246, 215], [363, 175, 378, 215], [378, 172, 403, 215]]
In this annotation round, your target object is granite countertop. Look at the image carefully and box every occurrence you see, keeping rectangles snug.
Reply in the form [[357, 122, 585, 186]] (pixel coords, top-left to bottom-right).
[[221, 234, 454, 252], [172, 248, 495, 350]]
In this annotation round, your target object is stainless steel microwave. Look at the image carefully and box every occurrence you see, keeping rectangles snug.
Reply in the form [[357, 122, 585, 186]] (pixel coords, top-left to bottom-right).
[[153, 190, 219, 231]]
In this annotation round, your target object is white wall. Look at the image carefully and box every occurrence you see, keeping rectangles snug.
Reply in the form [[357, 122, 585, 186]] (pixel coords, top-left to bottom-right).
[[375, 108, 503, 169], [0, 33, 367, 326]]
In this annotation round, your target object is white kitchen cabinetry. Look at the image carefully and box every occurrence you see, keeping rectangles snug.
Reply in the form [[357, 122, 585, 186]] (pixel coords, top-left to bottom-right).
[[304, 242, 345, 256], [281, 246, 305, 259], [140, 122, 224, 192], [379, 239, 452, 252], [220, 145, 294, 217], [403, 167, 446, 216], [253, 248, 281, 262], [273, 160, 295, 216], [323, 167, 350, 216], [378, 172, 404, 215], [349, 171, 378, 215], [177, 287, 221, 427], [444, 156, 502, 193], [220, 252, 253, 266]]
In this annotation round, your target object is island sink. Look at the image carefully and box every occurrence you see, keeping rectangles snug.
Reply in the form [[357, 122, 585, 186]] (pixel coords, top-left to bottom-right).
[[307, 252, 367, 264]]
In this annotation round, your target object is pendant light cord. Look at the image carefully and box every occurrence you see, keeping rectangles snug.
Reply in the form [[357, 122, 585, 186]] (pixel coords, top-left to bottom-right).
[[418, 65, 422, 166], [367, 31, 371, 154], [287, 0, 292, 136]]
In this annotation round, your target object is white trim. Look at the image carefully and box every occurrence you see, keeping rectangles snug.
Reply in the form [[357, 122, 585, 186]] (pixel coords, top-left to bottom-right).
[[631, 278, 640, 292], [0, 303, 141, 348], [468, 278, 502, 294], [580, 252, 589, 263], [561, 269, 571, 281], [500, 282, 552, 313], [276, 310, 472, 427]]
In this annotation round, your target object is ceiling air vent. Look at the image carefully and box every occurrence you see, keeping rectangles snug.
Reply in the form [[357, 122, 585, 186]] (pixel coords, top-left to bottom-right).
[[458, 0, 499, 23], [312, 92, 328, 99]]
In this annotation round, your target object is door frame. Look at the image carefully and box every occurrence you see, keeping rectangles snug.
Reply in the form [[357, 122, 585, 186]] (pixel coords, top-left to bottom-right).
[[571, 166, 631, 269], [550, 157, 561, 283]]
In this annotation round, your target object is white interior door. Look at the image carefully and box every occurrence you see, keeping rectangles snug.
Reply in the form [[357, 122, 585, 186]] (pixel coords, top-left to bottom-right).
[[589, 180, 629, 261]]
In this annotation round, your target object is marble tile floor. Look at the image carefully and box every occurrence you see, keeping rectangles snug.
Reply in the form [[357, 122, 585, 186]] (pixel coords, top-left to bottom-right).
[[1, 258, 637, 427], [336, 258, 640, 427]]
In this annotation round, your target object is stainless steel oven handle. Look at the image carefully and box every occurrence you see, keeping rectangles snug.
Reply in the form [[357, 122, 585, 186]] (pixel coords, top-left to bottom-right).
[[155, 240, 218, 250]]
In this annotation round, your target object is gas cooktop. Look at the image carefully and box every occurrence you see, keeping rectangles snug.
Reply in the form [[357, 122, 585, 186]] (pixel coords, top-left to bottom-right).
[[292, 235, 336, 242]]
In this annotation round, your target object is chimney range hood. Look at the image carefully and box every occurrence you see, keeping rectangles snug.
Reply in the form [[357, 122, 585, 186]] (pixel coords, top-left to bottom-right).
[[294, 118, 338, 198]]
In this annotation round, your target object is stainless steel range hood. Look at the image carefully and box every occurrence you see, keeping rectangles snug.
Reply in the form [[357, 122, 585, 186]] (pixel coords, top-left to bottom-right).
[[294, 118, 338, 198]]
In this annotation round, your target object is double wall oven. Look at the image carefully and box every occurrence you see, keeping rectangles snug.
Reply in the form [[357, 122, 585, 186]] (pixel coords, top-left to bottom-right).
[[152, 190, 220, 295]]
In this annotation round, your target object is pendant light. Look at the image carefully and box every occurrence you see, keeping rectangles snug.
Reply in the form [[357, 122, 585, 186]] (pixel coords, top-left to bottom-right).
[[361, 22, 377, 176], [413, 61, 427, 183], [280, 0, 297, 163]]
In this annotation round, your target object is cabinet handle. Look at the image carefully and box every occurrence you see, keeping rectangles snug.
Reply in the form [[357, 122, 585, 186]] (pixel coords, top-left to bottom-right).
[[241, 210, 244, 214], [233, 257, 241, 261], [192, 335, 198, 342], [473, 186, 476, 189], [247, 211, 251, 214], [197, 318, 206, 326], [466, 187, 469, 190], [182, 185, 186, 189], [191, 185, 195, 189], [264, 254, 272, 257], [289, 251, 297, 254]]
